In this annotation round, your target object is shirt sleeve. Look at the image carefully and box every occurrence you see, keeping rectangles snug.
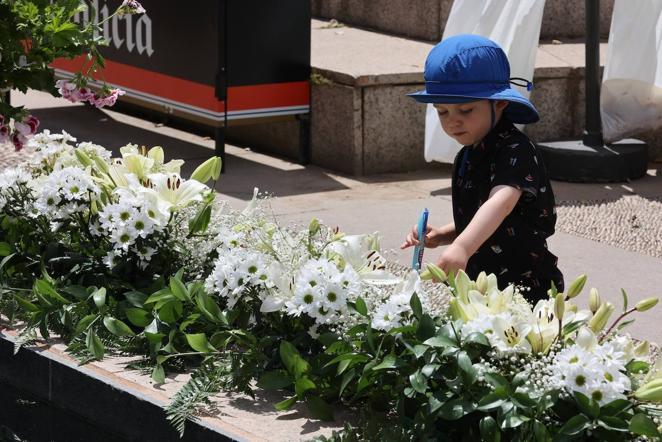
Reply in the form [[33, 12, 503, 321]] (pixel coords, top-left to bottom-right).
[[490, 139, 541, 203]]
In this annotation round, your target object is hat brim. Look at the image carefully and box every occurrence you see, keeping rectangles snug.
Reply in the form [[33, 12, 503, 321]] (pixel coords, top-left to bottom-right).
[[407, 87, 539, 124]]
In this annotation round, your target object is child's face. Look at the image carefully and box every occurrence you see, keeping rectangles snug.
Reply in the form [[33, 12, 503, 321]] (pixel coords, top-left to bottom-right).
[[434, 100, 507, 146]]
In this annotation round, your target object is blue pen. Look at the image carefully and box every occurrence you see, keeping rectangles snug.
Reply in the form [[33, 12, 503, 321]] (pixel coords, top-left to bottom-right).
[[411, 208, 429, 270]]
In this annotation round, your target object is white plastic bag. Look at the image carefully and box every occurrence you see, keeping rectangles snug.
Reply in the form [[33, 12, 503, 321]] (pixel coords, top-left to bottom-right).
[[601, 0, 662, 142], [424, 0, 546, 163]]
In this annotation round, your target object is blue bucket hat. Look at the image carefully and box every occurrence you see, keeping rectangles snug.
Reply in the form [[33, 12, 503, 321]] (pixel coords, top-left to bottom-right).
[[408, 34, 539, 124]]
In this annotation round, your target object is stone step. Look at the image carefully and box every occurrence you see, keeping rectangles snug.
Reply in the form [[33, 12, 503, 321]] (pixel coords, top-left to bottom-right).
[[227, 19, 661, 176], [311, 0, 614, 43]]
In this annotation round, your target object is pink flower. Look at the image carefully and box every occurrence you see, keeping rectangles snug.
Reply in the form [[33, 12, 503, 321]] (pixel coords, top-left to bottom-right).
[[0, 121, 9, 145], [14, 114, 39, 136], [56, 79, 95, 103], [118, 0, 146, 15], [91, 88, 126, 108], [11, 131, 28, 151]]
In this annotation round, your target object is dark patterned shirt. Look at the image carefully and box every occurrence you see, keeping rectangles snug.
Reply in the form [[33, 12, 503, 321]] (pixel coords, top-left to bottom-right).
[[452, 117, 564, 302]]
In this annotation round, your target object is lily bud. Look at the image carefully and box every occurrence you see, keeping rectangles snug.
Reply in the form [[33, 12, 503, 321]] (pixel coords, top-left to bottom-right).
[[566, 274, 587, 299], [634, 379, 662, 402], [554, 293, 565, 322], [635, 297, 659, 312], [588, 288, 601, 314], [190, 157, 221, 183], [147, 146, 164, 164], [425, 263, 447, 283], [634, 340, 650, 357], [588, 302, 615, 333], [567, 303, 578, 313], [576, 327, 597, 350], [75, 149, 93, 167], [476, 272, 488, 294], [308, 218, 320, 236], [448, 298, 469, 322]]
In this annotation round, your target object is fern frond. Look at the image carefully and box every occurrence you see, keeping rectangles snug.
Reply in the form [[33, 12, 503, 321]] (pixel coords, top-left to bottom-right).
[[13, 327, 37, 355], [166, 359, 227, 437]]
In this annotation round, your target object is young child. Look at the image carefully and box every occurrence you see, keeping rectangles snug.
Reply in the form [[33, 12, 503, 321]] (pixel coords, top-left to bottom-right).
[[401, 34, 564, 302]]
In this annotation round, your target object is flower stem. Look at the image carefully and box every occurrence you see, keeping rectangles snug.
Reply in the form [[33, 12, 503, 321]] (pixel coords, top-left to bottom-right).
[[600, 307, 636, 342]]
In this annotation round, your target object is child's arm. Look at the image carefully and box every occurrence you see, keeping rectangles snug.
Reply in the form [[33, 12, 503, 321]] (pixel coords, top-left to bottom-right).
[[401, 222, 456, 249], [435, 185, 522, 273]]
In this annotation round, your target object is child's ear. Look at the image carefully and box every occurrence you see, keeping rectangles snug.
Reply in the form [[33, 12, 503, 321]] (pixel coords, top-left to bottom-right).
[[495, 100, 509, 111]]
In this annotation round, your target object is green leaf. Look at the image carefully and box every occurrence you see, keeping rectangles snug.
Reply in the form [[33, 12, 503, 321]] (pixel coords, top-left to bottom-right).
[[484, 373, 510, 390], [307, 396, 334, 421], [416, 314, 436, 341], [476, 389, 508, 411], [598, 416, 629, 432], [185, 333, 216, 353], [124, 291, 148, 308], [626, 360, 650, 375], [144, 288, 176, 304], [573, 391, 599, 419], [412, 344, 428, 359], [0, 242, 12, 256], [372, 353, 398, 371], [102, 316, 135, 337], [34, 279, 70, 305], [151, 365, 166, 384], [14, 295, 40, 313], [409, 369, 427, 394], [169, 276, 190, 302], [457, 351, 476, 383], [424, 335, 457, 348], [532, 420, 551, 442], [74, 314, 97, 336], [558, 414, 590, 435], [92, 287, 106, 309], [61, 285, 88, 301], [257, 370, 292, 390], [188, 203, 212, 235], [158, 300, 183, 323], [354, 297, 368, 317], [85, 329, 104, 360], [501, 410, 528, 429], [125, 308, 152, 327], [410, 292, 423, 319], [464, 332, 490, 347], [621, 288, 629, 312], [629, 413, 660, 437], [195, 292, 227, 325], [295, 376, 316, 397], [479, 416, 500, 442], [279, 341, 310, 379], [600, 399, 632, 417], [339, 369, 356, 397], [275, 396, 297, 411], [438, 398, 474, 421]]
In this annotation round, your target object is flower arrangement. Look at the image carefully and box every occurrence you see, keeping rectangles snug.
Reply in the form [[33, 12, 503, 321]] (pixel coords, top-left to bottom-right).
[[1, 132, 661, 441]]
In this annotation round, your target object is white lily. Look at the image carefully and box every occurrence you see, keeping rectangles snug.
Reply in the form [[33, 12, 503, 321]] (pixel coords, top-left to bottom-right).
[[146, 172, 208, 211], [325, 233, 400, 285], [491, 313, 532, 354]]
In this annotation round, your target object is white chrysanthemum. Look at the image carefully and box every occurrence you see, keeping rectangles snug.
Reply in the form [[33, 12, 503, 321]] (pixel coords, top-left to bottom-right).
[[204, 247, 272, 308], [33, 166, 99, 219], [286, 258, 361, 325], [0, 167, 32, 211], [547, 328, 632, 405]]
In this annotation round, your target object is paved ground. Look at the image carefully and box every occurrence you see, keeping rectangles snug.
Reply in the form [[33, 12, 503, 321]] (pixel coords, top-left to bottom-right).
[[3, 89, 662, 345]]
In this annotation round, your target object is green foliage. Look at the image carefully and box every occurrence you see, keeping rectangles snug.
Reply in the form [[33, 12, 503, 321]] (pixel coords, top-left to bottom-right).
[[0, 0, 105, 119]]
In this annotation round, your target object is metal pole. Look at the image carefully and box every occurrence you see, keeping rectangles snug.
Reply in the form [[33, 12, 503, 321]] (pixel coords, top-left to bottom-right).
[[215, 0, 228, 173], [583, 0, 603, 147]]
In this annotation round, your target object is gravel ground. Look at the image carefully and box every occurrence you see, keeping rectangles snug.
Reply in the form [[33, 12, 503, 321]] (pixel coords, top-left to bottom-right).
[[556, 196, 662, 259], [0, 146, 32, 170]]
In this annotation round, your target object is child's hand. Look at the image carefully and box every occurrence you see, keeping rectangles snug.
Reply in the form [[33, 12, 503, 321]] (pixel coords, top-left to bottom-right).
[[400, 225, 442, 249], [435, 243, 469, 275]]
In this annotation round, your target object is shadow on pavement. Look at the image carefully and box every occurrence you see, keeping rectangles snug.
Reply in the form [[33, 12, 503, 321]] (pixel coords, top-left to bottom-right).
[[32, 105, 353, 200]]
